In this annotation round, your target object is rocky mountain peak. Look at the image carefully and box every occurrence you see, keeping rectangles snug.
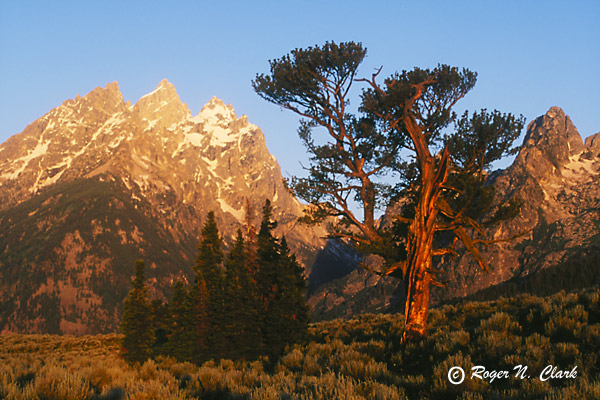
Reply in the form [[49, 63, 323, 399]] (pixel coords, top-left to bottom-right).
[[133, 79, 192, 130], [513, 107, 585, 178], [192, 96, 238, 124], [62, 81, 127, 116], [0, 79, 356, 334], [586, 131, 600, 156]]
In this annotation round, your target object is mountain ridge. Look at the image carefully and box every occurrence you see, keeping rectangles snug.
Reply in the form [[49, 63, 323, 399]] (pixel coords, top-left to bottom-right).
[[0, 80, 353, 334]]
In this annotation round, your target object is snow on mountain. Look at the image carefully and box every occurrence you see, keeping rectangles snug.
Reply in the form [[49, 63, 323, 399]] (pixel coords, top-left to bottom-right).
[[0, 80, 354, 334]]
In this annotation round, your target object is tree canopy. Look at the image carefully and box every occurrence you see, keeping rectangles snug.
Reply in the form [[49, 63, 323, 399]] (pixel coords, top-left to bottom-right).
[[120, 259, 154, 363], [254, 41, 524, 340]]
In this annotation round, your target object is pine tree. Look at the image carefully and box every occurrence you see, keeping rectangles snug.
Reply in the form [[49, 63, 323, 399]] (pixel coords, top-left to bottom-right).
[[256, 200, 310, 359], [278, 236, 310, 344], [150, 299, 171, 356], [223, 230, 262, 360], [194, 211, 226, 361], [121, 259, 154, 363], [164, 281, 195, 362], [253, 41, 524, 341], [189, 271, 210, 363]]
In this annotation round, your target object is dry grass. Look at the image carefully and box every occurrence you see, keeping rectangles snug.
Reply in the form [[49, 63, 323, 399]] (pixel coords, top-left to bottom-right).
[[1, 287, 599, 399]]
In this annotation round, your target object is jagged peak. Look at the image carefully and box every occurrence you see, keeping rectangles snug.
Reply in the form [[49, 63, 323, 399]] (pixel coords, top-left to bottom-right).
[[586, 131, 600, 155], [512, 107, 587, 179], [522, 106, 584, 155], [137, 79, 177, 101], [191, 96, 238, 124], [133, 79, 191, 129], [74, 81, 125, 106], [53, 81, 126, 119], [545, 106, 566, 118]]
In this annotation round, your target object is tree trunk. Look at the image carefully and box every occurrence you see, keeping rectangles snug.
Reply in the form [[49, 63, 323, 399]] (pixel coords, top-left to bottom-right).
[[400, 146, 448, 343], [401, 227, 433, 342]]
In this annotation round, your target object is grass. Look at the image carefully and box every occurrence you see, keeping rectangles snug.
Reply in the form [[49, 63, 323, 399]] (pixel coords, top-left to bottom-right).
[[1, 287, 599, 399]]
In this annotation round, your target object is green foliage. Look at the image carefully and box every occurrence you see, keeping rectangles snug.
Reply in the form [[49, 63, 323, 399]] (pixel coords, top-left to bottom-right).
[[120, 260, 154, 364], [3, 287, 600, 399], [135, 203, 310, 365], [160, 281, 195, 362], [223, 230, 262, 360], [257, 200, 310, 360], [253, 41, 523, 266], [254, 41, 525, 341]]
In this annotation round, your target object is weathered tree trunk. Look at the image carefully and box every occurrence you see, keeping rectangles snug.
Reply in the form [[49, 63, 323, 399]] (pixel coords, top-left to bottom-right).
[[402, 228, 433, 342], [400, 144, 449, 343]]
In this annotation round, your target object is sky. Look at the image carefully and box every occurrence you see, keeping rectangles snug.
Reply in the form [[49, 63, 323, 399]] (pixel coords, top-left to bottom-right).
[[1, 0, 598, 178]]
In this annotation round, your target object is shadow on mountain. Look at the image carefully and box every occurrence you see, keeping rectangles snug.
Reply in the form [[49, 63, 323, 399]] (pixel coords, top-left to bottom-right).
[[307, 239, 359, 294]]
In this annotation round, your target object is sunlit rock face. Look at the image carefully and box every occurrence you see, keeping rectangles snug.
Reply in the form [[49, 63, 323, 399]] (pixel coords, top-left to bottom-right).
[[435, 106, 600, 302], [0, 80, 355, 334]]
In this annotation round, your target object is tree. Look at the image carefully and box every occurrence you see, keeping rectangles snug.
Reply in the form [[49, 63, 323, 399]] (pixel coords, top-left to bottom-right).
[[164, 280, 195, 362], [257, 200, 309, 358], [121, 259, 154, 363], [277, 236, 310, 344], [223, 229, 262, 359], [193, 211, 226, 360], [253, 41, 524, 341], [150, 299, 171, 356]]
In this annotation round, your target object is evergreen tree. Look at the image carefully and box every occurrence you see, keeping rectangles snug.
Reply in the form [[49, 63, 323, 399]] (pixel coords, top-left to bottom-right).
[[164, 281, 195, 362], [278, 236, 310, 344], [150, 299, 171, 356], [194, 211, 226, 361], [189, 271, 210, 363], [256, 200, 310, 359], [120, 260, 154, 363], [223, 230, 262, 360]]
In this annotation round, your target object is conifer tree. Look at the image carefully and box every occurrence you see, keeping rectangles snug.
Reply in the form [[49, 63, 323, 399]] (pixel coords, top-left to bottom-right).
[[194, 211, 226, 361], [121, 259, 154, 363], [165, 281, 195, 362], [150, 299, 171, 356], [189, 272, 210, 363], [278, 236, 310, 344], [256, 200, 310, 359], [223, 230, 262, 359]]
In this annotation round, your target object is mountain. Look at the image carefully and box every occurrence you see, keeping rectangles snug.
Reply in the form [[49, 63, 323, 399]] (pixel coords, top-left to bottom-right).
[[0, 80, 354, 334], [308, 107, 600, 319], [437, 107, 600, 300]]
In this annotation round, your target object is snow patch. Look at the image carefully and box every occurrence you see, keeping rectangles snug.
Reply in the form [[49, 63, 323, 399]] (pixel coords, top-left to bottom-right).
[[188, 98, 247, 147], [217, 198, 244, 222], [201, 156, 218, 176], [40, 168, 66, 188], [134, 175, 150, 191], [138, 84, 165, 101], [1, 140, 49, 180], [132, 154, 149, 170], [563, 154, 597, 178]]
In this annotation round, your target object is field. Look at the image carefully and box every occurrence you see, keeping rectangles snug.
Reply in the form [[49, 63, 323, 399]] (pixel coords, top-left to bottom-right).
[[1, 287, 599, 399]]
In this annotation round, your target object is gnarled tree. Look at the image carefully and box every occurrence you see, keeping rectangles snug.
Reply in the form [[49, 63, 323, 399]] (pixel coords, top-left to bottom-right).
[[253, 41, 524, 341]]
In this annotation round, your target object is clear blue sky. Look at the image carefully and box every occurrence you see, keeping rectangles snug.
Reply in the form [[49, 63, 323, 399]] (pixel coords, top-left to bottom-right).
[[1, 0, 598, 177]]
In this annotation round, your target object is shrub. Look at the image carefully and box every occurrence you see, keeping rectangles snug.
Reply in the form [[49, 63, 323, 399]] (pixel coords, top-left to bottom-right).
[[34, 364, 92, 400]]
